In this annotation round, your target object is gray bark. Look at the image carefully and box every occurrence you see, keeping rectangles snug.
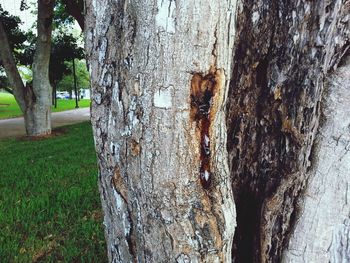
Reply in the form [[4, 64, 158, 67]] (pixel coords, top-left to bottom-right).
[[0, 0, 54, 136], [86, 0, 350, 262], [27, 0, 55, 136], [283, 61, 350, 262], [227, 0, 349, 262], [85, 0, 237, 262]]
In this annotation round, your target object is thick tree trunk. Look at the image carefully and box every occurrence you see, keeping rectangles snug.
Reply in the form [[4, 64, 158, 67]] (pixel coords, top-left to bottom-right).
[[226, 0, 349, 262], [85, 0, 237, 261], [86, 0, 349, 262], [0, 0, 54, 136]]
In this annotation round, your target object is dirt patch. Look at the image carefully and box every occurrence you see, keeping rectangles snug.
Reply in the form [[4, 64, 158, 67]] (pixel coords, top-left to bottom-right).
[[17, 127, 68, 141], [0, 104, 10, 107]]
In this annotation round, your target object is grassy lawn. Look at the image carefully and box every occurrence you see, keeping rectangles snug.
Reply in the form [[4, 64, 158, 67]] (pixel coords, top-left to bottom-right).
[[0, 93, 91, 120], [0, 122, 107, 262]]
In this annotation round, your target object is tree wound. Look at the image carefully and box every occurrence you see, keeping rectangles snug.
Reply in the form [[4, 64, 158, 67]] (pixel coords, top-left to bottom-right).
[[190, 70, 219, 190]]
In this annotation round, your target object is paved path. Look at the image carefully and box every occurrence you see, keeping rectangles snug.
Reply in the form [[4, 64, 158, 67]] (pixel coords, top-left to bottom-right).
[[0, 108, 90, 138]]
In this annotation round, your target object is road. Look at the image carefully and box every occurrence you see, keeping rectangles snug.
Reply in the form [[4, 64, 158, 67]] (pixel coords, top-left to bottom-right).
[[0, 108, 90, 138]]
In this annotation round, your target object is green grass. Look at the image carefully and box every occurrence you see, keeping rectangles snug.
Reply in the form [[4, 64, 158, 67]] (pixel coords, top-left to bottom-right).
[[0, 122, 107, 262], [0, 93, 90, 120]]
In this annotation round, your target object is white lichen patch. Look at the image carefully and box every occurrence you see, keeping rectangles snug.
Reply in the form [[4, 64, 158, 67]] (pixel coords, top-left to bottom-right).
[[113, 188, 123, 211], [154, 88, 172, 109], [156, 0, 175, 33], [98, 37, 108, 63], [252, 11, 260, 25]]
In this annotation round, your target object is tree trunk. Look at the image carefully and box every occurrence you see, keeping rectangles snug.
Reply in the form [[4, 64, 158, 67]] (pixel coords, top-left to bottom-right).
[[226, 0, 349, 262], [85, 0, 237, 261], [0, 0, 54, 136], [27, 0, 55, 136], [85, 0, 349, 262], [283, 61, 350, 262], [0, 21, 26, 112]]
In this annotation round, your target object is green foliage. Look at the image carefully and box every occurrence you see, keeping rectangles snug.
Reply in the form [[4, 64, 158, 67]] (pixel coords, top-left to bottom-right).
[[0, 93, 90, 119], [0, 5, 27, 64], [0, 122, 107, 262], [0, 3, 86, 90], [50, 32, 85, 86], [58, 59, 90, 92], [53, 1, 75, 28]]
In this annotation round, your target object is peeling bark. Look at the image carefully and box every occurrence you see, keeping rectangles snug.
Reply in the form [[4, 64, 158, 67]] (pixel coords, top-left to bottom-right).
[[85, 0, 237, 262], [227, 0, 349, 262]]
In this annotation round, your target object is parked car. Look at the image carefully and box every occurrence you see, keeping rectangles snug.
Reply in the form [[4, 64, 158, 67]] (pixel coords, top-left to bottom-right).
[[56, 91, 70, 99]]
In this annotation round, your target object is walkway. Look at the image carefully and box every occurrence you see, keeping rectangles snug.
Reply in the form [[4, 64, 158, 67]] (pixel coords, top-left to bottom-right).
[[0, 108, 90, 138]]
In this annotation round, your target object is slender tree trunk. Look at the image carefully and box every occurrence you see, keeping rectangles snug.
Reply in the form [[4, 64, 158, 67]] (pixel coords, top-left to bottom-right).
[[72, 58, 79, 107], [0, 0, 55, 136], [0, 21, 26, 112], [85, 0, 237, 261]]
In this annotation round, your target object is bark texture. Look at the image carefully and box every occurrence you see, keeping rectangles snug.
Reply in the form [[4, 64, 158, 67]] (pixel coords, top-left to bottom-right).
[[283, 61, 350, 262], [85, 0, 237, 262], [227, 0, 349, 262]]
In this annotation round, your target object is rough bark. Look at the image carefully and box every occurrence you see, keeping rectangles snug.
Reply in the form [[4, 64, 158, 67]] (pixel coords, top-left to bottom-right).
[[85, 0, 237, 262], [283, 60, 350, 262], [227, 0, 349, 262], [0, 0, 55, 136], [86, 0, 350, 261]]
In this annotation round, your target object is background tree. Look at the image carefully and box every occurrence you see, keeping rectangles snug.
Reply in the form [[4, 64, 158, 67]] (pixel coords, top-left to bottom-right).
[[57, 59, 89, 98], [15, 4, 85, 105], [0, 0, 55, 136], [0, 75, 10, 91], [85, 0, 349, 262], [0, 0, 86, 135], [49, 32, 84, 106]]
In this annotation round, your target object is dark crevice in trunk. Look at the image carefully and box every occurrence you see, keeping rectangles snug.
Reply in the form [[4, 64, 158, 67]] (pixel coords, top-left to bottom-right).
[[232, 190, 262, 263]]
